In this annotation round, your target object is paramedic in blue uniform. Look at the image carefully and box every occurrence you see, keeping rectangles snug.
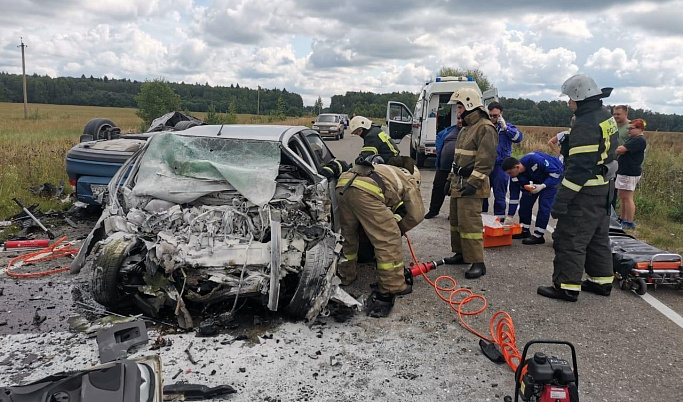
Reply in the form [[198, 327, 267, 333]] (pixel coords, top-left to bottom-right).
[[502, 152, 563, 245], [482, 102, 523, 220]]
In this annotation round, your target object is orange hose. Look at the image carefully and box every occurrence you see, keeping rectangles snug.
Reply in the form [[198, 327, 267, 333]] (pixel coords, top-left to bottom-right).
[[405, 234, 521, 372], [6, 236, 80, 278]]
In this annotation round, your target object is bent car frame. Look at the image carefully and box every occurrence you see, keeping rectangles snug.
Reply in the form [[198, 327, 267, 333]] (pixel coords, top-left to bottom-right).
[[70, 125, 342, 328]]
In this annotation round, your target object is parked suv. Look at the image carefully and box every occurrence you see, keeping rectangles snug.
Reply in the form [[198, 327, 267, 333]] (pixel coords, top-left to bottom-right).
[[312, 113, 345, 140]]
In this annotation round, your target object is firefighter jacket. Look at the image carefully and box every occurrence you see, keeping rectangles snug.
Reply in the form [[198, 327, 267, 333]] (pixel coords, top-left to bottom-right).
[[336, 164, 424, 234], [553, 99, 618, 215], [508, 152, 563, 216], [359, 125, 400, 162], [449, 109, 498, 198]]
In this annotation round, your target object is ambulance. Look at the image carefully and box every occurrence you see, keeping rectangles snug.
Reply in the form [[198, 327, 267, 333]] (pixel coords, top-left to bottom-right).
[[385, 76, 498, 167]]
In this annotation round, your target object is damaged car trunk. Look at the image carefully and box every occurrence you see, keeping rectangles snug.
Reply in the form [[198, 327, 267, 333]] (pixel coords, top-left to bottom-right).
[[70, 125, 342, 329]]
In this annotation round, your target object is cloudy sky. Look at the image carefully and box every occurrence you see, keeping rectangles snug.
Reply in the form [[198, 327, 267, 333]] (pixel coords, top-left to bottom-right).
[[2, 0, 682, 113]]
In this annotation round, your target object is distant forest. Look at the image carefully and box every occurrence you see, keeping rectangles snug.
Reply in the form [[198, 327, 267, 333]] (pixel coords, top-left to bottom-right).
[[1, 72, 681, 131]]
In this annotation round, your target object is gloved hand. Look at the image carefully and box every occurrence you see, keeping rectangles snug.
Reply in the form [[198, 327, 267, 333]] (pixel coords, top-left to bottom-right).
[[393, 203, 407, 220], [551, 201, 568, 219], [443, 180, 451, 196], [458, 182, 476, 196], [452, 163, 473, 177], [529, 183, 546, 194], [498, 116, 507, 131], [321, 160, 350, 179]]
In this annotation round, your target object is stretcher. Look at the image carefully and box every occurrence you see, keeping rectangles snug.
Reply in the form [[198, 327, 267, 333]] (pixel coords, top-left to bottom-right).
[[609, 213, 683, 295]]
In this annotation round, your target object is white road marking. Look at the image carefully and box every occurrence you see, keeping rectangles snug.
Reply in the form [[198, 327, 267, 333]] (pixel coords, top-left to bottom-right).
[[639, 293, 683, 330]]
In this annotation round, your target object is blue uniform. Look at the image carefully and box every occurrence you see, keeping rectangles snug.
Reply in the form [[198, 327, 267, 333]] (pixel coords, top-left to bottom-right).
[[483, 122, 523, 218], [508, 152, 563, 238]]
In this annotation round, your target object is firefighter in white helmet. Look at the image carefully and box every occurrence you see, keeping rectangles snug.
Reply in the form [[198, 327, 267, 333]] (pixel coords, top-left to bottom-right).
[[537, 74, 618, 302], [349, 115, 400, 164], [443, 87, 498, 279]]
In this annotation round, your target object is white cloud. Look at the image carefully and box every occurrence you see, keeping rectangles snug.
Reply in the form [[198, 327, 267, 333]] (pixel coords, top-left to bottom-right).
[[0, 0, 681, 113]]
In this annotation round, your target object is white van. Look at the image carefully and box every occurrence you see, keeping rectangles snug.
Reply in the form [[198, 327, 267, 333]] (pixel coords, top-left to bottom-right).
[[385, 76, 498, 167]]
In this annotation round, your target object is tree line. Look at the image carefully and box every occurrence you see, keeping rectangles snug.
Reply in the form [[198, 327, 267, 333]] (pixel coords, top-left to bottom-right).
[[0, 72, 304, 116], [1, 71, 681, 131]]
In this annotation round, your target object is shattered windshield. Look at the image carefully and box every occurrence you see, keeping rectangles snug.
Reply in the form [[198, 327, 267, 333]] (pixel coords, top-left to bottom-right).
[[131, 132, 281, 206]]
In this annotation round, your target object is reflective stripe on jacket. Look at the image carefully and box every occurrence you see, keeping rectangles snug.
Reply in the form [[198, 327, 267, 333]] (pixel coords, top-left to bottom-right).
[[359, 125, 400, 162], [336, 164, 424, 233], [559, 100, 617, 200], [451, 109, 498, 198]]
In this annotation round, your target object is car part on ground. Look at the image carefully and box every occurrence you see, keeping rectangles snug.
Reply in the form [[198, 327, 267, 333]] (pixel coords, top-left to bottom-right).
[[71, 125, 344, 328], [0, 355, 163, 402]]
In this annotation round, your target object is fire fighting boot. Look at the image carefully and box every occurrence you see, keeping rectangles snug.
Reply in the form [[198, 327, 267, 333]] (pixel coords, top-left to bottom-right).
[[366, 291, 395, 318], [512, 229, 530, 239], [337, 260, 357, 286], [443, 253, 465, 265], [537, 284, 578, 302], [465, 263, 486, 279], [522, 235, 545, 245], [581, 280, 612, 296]]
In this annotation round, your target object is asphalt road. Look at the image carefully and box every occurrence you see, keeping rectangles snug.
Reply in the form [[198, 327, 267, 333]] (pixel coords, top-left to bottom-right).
[[0, 128, 680, 401]]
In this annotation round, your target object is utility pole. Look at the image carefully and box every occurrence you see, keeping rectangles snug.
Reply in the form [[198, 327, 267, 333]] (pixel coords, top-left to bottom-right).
[[257, 85, 260, 116], [18, 37, 28, 119]]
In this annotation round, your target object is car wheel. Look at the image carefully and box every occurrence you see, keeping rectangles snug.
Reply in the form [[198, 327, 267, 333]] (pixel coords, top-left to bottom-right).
[[83, 118, 116, 141], [173, 120, 199, 130], [416, 152, 426, 168], [334, 133, 340, 141], [284, 236, 337, 320], [91, 237, 137, 308]]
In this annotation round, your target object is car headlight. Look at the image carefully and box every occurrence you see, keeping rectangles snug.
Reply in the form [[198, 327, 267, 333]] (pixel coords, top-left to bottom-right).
[[330, 127, 338, 131], [313, 125, 319, 129]]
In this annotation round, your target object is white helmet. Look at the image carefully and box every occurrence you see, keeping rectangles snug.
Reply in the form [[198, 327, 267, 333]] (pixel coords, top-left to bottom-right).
[[349, 115, 371, 134], [561, 74, 601, 101], [447, 87, 483, 111]]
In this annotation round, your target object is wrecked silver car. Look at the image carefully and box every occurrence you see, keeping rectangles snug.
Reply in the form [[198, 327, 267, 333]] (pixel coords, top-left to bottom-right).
[[70, 125, 342, 328]]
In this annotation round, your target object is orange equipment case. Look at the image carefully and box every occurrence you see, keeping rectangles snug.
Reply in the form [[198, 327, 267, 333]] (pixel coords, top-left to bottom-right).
[[483, 223, 523, 248]]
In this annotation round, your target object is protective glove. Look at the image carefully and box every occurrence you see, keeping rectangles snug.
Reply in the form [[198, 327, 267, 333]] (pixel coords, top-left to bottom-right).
[[551, 201, 568, 219], [321, 160, 350, 179], [452, 163, 473, 177], [443, 180, 451, 196], [393, 203, 408, 221], [458, 182, 477, 196], [529, 183, 546, 194], [498, 116, 507, 131]]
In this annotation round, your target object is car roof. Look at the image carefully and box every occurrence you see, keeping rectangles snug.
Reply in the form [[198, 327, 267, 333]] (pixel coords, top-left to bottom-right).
[[170, 124, 308, 142]]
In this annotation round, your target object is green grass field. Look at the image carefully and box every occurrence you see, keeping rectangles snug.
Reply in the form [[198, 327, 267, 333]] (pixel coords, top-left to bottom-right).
[[0, 102, 680, 253]]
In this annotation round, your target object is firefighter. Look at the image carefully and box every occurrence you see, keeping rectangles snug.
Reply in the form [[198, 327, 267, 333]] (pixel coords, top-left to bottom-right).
[[502, 152, 563, 245], [336, 155, 424, 317], [349, 115, 400, 164], [537, 74, 618, 302], [443, 87, 498, 279]]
